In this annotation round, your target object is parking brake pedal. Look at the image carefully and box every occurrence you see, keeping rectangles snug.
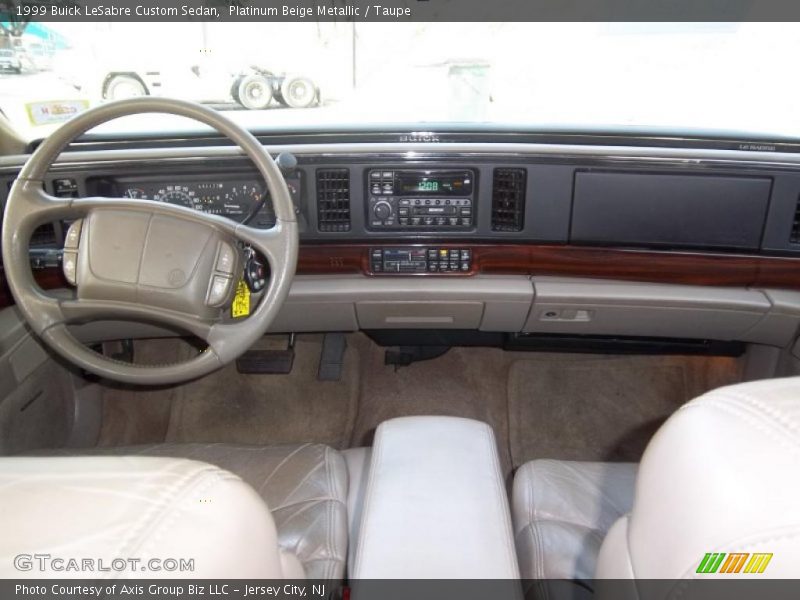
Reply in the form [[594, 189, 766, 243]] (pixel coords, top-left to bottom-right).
[[318, 333, 347, 381], [236, 334, 295, 375]]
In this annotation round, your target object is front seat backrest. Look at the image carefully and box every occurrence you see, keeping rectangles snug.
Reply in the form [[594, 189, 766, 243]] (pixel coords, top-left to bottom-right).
[[596, 376, 800, 579], [0, 456, 305, 578]]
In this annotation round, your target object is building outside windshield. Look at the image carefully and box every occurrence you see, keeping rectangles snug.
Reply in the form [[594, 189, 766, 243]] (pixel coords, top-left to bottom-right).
[[0, 22, 799, 142]]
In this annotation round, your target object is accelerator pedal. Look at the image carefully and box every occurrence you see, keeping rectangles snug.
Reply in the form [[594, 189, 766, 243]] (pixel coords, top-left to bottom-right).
[[318, 333, 347, 381], [236, 334, 295, 375]]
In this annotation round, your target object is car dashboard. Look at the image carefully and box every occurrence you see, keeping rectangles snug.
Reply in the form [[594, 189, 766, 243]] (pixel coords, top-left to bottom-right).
[[3, 130, 800, 350]]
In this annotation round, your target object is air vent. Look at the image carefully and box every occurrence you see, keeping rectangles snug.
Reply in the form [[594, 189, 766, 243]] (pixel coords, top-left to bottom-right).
[[792, 196, 800, 244], [1, 179, 57, 248], [316, 169, 351, 232], [30, 223, 57, 247], [491, 168, 526, 232]]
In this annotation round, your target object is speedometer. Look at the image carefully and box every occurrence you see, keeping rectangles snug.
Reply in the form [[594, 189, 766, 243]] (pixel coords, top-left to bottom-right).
[[156, 186, 198, 209]]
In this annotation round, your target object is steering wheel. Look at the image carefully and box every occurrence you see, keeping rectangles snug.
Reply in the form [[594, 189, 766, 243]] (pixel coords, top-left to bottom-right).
[[1, 98, 298, 385]]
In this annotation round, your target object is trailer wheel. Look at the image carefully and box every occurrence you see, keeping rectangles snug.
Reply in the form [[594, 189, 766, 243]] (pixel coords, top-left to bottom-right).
[[237, 74, 273, 110], [280, 75, 318, 108], [230, 76, 243, 104], [104, 75, 147, 100]]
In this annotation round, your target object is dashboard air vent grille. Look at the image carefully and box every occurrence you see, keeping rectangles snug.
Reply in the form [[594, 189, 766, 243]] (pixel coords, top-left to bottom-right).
[[30, 223, 57, 247], [3, 179, 59, 248], [491, 168, 526, 232], [792, 196, 800, 244], [316, 169, 351, 232]]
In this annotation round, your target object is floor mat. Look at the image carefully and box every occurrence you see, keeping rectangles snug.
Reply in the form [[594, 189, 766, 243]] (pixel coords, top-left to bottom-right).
[[165, 335, 360, 449], [99, 336, 360, 449], [97, 338, 187, 447], [507, 354, 742, 466]]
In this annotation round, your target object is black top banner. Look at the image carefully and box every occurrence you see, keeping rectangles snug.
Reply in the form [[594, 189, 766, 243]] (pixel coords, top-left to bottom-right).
[[0, 0, 795, 23]]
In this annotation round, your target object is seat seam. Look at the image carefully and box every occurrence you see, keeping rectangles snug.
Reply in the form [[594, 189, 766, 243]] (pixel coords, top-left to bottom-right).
[[482, 422, 519, 577], [681, 399, 800, 453]]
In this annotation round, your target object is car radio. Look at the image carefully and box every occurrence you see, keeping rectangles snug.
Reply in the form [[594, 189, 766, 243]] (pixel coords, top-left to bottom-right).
[[366, 169, 475, 230]]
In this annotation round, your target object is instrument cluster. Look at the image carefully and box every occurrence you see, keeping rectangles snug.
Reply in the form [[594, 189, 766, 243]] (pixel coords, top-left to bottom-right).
[[113, 176, 301, 225], [120, 180, 263, 221]]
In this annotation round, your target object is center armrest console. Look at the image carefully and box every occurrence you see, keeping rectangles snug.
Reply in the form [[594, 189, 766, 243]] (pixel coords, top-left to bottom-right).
[[352, 416, 520, 578]]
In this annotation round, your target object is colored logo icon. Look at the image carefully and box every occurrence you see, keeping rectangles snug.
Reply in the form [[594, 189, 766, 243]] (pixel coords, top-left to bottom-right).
[[696, 552, 773, 574]]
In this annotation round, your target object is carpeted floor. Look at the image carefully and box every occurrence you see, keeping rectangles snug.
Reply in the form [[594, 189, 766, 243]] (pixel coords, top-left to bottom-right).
[[98, 335, 359, 450], [97, 333, 744, 476], [507, 354, 743, 465]]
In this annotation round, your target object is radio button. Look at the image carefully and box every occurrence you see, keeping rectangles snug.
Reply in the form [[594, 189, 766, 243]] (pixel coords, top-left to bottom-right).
[[382, 171, 393, 179]]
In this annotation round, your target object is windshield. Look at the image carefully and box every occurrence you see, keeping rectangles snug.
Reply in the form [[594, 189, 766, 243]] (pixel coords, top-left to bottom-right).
[[1, 22, 798, 143]]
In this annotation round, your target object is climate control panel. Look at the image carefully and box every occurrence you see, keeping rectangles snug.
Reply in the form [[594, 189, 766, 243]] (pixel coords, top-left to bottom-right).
[[370, 247, 473, 274]]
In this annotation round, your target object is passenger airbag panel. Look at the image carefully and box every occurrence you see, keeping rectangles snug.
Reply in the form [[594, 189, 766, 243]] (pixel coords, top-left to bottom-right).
[[571, 172, 771, 250]]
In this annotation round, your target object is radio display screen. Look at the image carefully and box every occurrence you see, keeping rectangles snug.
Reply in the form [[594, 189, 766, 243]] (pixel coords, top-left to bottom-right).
[[396, 171, 473, 196]]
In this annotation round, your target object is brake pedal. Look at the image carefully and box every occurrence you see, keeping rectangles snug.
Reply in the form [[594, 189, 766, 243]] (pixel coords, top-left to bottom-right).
[[236, 334, 295, 375]]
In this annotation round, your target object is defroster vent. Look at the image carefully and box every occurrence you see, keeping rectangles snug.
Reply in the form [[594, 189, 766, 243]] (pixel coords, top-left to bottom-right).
[[491, 168, 526, 232], [316, 169, 351, 232]]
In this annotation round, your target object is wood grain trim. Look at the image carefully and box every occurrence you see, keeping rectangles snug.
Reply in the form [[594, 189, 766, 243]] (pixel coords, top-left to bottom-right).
[[297, 243, 800, 289], [3, 244, 799, 310], [0, 266, 68, 310]]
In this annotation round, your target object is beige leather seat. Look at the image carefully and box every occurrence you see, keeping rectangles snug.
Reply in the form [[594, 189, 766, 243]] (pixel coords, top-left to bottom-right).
[[512, 460, 637, 582], [512, 376, 800, 587], [6, 442, 348, 580]]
